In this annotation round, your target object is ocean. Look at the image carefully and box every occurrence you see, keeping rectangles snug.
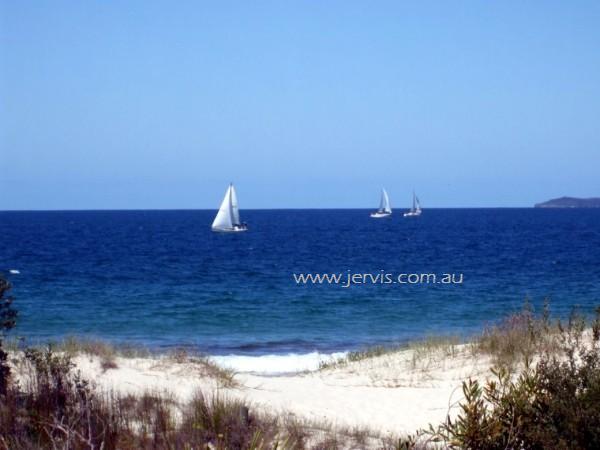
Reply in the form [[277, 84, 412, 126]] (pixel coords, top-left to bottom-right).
[[1, 209, 599, 372]]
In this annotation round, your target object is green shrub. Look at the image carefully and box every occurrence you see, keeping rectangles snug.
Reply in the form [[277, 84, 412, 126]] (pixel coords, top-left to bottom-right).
[[431, 307, 600, 450]]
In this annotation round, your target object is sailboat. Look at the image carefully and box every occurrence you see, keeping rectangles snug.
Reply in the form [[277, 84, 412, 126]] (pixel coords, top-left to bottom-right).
[[211, 183, 248, 232], [370, 188, 392, 218], [403, 191, 422, 217]]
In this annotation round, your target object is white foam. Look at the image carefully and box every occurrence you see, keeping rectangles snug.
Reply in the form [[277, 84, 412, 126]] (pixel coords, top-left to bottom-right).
[[9, 269, 20, 274], [211, 351, 347, 375]]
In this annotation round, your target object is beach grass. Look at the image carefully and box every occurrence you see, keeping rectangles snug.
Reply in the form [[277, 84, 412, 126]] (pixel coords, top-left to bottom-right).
[[165, 347, 238, 388], [473, 299, 565, 370], [317, 335, 462, 372], [5, 336, 239, 389], [2, 343, 419, 449]]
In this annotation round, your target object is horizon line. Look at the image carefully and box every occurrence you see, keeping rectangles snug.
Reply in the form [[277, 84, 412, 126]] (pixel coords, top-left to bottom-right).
[[0, 206, 545, 212]]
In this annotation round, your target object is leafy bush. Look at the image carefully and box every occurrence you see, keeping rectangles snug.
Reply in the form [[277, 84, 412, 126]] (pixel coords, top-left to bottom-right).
[[431, 307, 600, 450]]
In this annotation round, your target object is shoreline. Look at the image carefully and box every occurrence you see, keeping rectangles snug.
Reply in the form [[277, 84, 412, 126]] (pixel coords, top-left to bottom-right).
[[7, 334, 468, 376]]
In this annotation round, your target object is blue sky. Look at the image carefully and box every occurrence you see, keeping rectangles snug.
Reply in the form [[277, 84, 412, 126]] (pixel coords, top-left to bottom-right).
[[1, 1, 599, 209]]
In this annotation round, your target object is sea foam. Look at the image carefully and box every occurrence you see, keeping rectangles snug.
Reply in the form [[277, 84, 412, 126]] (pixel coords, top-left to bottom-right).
[[212, 351, 347, 375]]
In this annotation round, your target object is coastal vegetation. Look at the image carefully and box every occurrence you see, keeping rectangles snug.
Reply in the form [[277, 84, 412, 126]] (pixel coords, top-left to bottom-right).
[[0, 275, 17, 396], [0, 345, 398, 449], [426, 305, 600, 449], [2, 275, 600, 449], [317, 336, 461, 372], [4, 337, 239, 389]]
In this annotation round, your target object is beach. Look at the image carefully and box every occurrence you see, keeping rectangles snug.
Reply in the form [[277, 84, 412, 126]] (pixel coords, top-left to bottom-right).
[[16, 341, 494, 438]]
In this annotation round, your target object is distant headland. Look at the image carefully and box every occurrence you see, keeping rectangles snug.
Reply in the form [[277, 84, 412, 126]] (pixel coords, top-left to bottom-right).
[[534, 196, 600, 208]]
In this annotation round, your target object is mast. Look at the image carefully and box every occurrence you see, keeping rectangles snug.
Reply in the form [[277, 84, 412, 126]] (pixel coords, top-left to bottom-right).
[[230, 183, 241, 225], [383, 189, 391, 213], [228, 183, 234, 224]]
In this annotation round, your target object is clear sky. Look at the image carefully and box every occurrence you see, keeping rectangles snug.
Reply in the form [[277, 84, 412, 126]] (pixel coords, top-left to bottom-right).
[[1, 1, 599, 209]]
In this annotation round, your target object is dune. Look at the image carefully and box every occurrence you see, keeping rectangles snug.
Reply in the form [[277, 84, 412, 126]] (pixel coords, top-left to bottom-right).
[[60, 342, 497, 437]]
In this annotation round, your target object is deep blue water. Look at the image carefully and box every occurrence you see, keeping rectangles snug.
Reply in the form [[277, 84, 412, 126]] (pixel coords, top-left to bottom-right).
[[1, 209, 600, 355]]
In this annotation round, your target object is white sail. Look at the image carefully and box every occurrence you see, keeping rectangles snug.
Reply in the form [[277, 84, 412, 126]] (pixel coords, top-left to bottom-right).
[[415, 195, 421, 212], [230, 184, 241, 225], [380, 189, 392, 213], [211, 185, 233, 230]]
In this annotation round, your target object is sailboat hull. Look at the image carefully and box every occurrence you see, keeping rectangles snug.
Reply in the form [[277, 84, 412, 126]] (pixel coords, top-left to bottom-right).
[[370, 212, 392, 218], [212, 224, 248, 233], [403, 211, 421, 217]]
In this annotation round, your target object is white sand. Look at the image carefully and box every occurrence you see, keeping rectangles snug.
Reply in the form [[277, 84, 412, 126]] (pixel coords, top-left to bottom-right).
[[63, 345, 496, 436]]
